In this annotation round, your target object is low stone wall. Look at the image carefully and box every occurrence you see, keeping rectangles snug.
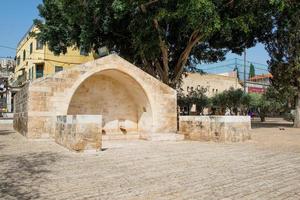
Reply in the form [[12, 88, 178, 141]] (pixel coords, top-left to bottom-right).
[[179, 116, 251, 142], [55, 115, 102, 152], [13, 83, 54, 139], [13, 84, 29, 136]]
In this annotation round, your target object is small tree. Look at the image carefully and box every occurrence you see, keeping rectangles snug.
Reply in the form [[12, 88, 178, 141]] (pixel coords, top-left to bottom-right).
[[210, 92, 228, 115], [189, 89, 210, 114], [210, 88, 249, 115], [177, 87, 209, 115], [226, 88, 244, 115], [249, 63, 255, 79], [240, 93, 251, 115], [248, 93, 267, 122], [248, 88, 286, 122]]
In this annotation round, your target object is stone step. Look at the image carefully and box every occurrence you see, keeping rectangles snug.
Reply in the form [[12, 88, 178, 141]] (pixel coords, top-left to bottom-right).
[[0, 119, 13, 124], [102, 134, 140, 140], [142, 133, 184, 141]]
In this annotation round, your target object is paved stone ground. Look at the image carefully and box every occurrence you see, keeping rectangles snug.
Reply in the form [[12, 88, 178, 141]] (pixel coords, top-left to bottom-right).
[[1, 121, 300, 200]]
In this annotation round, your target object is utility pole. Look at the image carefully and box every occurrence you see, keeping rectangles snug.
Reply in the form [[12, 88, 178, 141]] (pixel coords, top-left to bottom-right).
[[243, 49, 247, 93], [235, 58, 237, 68]]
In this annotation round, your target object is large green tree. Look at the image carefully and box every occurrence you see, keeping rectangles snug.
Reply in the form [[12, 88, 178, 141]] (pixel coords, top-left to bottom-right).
[[265, 1, 300, 127], [35, 0, 275, 87]]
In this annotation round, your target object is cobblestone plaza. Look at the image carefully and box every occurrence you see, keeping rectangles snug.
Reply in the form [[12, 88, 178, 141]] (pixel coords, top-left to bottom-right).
[[1, 121, 300, 200]]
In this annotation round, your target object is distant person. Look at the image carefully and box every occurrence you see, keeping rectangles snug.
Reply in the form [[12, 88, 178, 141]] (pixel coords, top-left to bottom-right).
[[248, 111, 253, 118]]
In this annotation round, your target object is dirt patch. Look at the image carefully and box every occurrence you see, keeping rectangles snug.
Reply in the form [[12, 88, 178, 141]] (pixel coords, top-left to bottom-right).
[[251, 117, 300, 153]]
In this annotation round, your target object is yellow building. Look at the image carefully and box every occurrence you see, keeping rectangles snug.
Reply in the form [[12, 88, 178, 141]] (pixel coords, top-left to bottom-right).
[[14, 25, 95, 86]]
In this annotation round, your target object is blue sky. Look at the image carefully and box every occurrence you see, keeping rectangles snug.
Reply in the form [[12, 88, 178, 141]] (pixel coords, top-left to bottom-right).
[[0, 0, 42, 58], [225, 43, 270, 65], [0, 0, 270, 67], [198, 43, 270, 75]]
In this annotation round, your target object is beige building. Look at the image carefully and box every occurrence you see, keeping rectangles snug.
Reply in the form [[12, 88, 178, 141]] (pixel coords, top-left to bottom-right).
[[181, 72, 242, 97]]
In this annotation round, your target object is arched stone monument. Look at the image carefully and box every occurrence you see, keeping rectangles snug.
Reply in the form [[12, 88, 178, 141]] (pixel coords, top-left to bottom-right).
[[14, 55, 182, 150]]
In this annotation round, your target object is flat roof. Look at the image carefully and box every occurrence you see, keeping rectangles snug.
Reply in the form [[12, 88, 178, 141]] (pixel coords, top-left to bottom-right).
[[249, 73, 272, 81]]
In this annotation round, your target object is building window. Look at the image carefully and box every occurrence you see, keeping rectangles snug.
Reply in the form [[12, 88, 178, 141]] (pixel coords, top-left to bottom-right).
[[16, 56, 20, 66], [191, 87, 194, 91], [29, 43, 33, 54], [23, 50, 26, 61], [212, 89, 215, 93], [187, 86, 190, 92], [36, 64, 44, 79], [55, 66, 63, 73], [36, 39, 44, 50], [216, 89, 218, 93]]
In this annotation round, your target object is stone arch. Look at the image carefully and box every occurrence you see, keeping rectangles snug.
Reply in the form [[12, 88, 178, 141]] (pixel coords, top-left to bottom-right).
[[14, 55, 179, 140], [65, 68, 154, 137]]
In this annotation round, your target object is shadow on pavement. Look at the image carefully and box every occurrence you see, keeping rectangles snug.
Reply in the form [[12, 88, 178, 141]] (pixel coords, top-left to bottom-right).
[[0, 130, 15, 136], [251, 117, 294, 129], [0, 142, 6, 151], [251, 122, 293, 129], [0, 152, 61, 200]]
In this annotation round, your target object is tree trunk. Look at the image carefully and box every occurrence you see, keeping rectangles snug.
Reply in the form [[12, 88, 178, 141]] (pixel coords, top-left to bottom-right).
[[294, 93, 300, 128], [172, 31, 202, 85], [260, 113, 266, 122], [152, 19, 170, 85]]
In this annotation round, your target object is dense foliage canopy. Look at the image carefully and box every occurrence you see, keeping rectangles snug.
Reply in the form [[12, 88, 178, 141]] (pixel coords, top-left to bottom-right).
[[35, 0, 276, 87], [265, 0, 300, 127], [178, 86, 289, 122]]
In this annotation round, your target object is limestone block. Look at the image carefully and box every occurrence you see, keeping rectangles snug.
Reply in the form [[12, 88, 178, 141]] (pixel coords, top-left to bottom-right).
[[179, 116, 251, 142], [55, 115, 102, 152]]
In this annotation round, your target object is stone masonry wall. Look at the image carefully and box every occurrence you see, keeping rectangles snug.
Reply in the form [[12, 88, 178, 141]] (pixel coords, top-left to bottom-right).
[[13, 55, 178, 140], [13, 84, 29, 136], [179, 116, 251, 142], [55, 115, 102, 152], [14, 83, 54, 139], [68, 74, 139, 134]]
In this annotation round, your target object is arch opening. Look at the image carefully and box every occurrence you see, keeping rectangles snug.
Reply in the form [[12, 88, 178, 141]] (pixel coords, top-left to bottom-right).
[[67, 69, 153, 139]]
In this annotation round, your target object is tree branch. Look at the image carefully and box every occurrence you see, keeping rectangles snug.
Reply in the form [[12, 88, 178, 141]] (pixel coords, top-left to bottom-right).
[[153, 19, 169, 83], [155, 61, 165, 80], [140, 0, 160, 13], [139, 0, 169, 83], [172, 30, 203, 84], [225, 0, 234, 6]]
